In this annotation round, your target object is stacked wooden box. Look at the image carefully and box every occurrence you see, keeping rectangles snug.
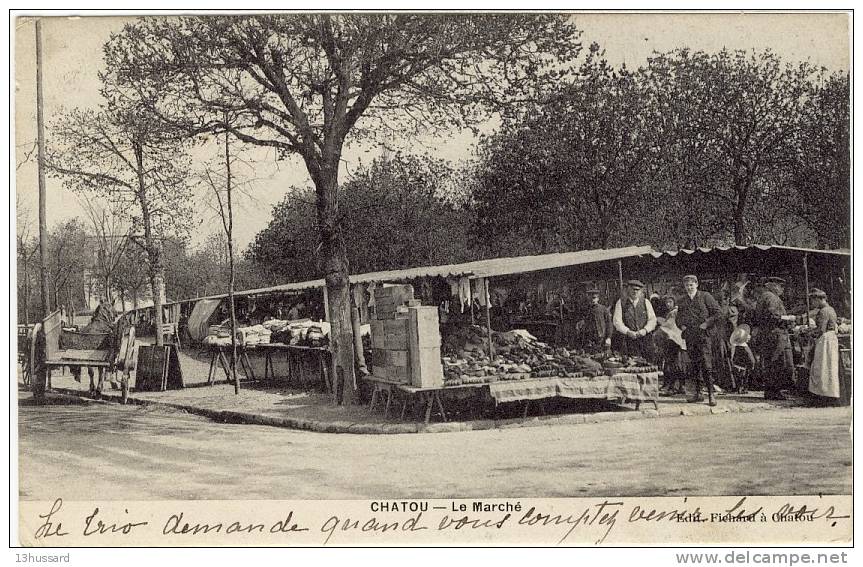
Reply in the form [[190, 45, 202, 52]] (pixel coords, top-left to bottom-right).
[[370, 285, 444, 388]]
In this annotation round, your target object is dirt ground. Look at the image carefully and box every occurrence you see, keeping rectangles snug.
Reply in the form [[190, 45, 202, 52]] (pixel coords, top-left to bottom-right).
[[17, 395, 852, 500]]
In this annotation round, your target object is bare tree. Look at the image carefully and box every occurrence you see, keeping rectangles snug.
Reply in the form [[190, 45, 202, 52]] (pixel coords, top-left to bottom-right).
[[46, 218, 89, 316], [16, 195, 39, 324], [198, 115, 248, 394], [80, 197, 132, 305], [47, 104, 195, 345], [104, 14, 583, 403]]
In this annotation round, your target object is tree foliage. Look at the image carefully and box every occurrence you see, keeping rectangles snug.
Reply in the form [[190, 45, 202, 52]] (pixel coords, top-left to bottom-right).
[[642, 48, 821, 245], [784, 73, 851, 248], [247, 154, 474, 280], [103, 13, 585, 403], [472, 47, 846, 252], [474, 44, 657, 253]]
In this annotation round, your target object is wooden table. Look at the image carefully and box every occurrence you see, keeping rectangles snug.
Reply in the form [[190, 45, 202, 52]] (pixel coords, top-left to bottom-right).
[[365, 377, 487, 424], [206, 344, 258, 385], [256, 343, 332, 394]]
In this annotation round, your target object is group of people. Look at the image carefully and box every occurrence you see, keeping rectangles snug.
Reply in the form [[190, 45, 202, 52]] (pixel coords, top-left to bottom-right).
[[575, 275, 842, 407]]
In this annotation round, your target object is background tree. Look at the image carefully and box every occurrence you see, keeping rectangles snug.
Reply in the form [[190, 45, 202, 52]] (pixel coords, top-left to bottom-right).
[[473, 44, 657, 253], [113, 244, 149, 312], [16, 196, 39, 324], [104, 14, 584, 403], [783, 72, 850, 249], [247, 154, 474, 279], [47, 104, 195, 345], [245, 188, 319, 281], [199, 123, 245, 394], [81, 197, 132, 305], [642, 48, 820, 245], [46, 218, 89, 317]]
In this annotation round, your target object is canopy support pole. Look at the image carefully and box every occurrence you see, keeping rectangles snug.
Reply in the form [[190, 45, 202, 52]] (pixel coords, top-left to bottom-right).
[[469, 279, 475, 325], [322, 285, 330, 322], [803, 253, 811, 318], [483, 277, 495, 359], [617, 259, 624, 292]]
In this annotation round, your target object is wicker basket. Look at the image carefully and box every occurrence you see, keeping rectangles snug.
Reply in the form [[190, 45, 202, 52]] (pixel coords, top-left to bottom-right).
[[59, 331, 111, 351]]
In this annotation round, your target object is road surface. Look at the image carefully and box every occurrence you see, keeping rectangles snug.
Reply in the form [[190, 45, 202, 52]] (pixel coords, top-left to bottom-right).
[[17, 396, 851, 500]]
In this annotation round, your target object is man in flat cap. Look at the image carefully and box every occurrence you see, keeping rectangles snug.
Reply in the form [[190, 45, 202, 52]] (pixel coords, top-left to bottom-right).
[[676, 274, 722, 406], [580, 288, 613, 353], [753, 276, 795, 400], [612, 279, 657, 360]]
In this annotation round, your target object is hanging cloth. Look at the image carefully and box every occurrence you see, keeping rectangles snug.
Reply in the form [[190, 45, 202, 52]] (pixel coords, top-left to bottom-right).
[[473, 278, 489, 307], [457, 277, 471, 313], [809, 331, 840, 398], [366, 282, 377, 309], [352, 283, 366, 309]]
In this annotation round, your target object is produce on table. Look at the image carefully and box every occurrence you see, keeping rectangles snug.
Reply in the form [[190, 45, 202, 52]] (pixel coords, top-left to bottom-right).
[[439, 324, 654, 386]]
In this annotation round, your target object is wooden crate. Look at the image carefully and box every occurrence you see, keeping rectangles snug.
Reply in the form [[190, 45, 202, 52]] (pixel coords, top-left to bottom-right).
[[384, 319, 410, 334], [374, 284, 414, 303], [406, 307, 444, 387], [372, 349, 409, 367], [389, 365, 410, 383], [409, 346, 444, 388], [385, 333, 409, 350], [407, 306, 442, 349], [370, 320, 386, 348]]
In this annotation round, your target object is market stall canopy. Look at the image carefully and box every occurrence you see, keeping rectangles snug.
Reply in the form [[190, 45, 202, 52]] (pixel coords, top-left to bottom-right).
[[628, 244, 851, 279], [143, 243, 851, 310], [165, 279, 327, 307], [160, 246, 656, 307], [466, 246, 653, 279], [350, 245, 654, 284], [645, 244, 851, 259]]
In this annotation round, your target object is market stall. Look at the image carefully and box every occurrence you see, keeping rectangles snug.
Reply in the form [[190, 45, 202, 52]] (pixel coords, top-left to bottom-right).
[[145, 243, 848, 412], [355, 252, 663, 424]]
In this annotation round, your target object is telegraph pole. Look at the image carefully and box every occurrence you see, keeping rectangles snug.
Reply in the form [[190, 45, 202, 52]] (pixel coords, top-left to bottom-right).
[[36, 19, 49, 318], [34, 19, 49, 402]]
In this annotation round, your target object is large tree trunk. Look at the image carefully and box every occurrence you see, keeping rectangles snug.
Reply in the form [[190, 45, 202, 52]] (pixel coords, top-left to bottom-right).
[[135, 139, 164, 346], [733, 175, 751, 245], [314, 160, 357, 405], [733, 207, 746, 245]]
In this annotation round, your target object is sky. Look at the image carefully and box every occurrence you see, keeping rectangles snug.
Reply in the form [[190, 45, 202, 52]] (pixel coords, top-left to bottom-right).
[[13, 11, 851, 250]]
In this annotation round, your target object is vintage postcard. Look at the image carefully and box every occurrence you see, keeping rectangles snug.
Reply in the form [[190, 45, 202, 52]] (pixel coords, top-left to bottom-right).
[[11, 9, 852, 553]]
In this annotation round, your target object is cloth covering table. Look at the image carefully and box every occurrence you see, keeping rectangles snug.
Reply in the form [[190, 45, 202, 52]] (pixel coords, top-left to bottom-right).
[[366, 369, 661, 424], [488, 372, 660, 409]]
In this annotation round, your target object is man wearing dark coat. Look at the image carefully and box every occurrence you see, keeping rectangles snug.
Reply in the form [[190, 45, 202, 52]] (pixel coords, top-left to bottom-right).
[[580, 288, 613, 353], [676, 274, 722, 406], [752, 277, 795, 400]]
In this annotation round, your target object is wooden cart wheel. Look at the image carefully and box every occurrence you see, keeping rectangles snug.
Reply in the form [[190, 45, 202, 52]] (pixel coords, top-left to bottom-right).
[[28, 323, 42, 389], [121, 327, 137, 404]]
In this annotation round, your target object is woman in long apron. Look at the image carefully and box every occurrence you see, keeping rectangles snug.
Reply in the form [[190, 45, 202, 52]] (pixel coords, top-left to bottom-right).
[[807, 288, 840, 401]]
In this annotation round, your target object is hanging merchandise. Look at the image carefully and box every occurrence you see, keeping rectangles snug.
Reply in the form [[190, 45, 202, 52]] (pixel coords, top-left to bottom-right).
[[420, 280, 433, 303], [447, 277, 459, 297], [457, 277, 471, 313], [473, 277, 489, 307], [366, 282, 377, 309], [352, 283, 366, 309]]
